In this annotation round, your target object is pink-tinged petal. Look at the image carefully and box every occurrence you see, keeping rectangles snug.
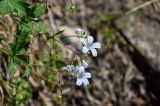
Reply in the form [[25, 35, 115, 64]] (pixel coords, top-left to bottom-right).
[[90, 49, 97, 57], [82, 60, 89, 68], [76, 79, 83, 86], [82, 78, 89, 86], [85, 31, 90, 36], [87, 36, 93, 45], [90, 43, 101, 49], [83, 73, 91, 78], [80, 38, 87, 45], [82, 46, 89, 53]]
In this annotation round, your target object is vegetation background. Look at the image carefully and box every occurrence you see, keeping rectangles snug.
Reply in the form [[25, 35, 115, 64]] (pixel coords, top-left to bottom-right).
[[0, 0, 160, 106]]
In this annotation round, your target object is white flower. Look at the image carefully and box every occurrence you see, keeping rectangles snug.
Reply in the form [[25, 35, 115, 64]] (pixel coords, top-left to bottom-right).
[[75, 66, 91, 86], [82, 60, 88, 68], [62, 65, 75, 72], [80, 36, 101, 57]]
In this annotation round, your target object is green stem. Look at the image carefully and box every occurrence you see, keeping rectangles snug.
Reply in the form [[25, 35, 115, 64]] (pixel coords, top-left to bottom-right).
[[0, 48, 10, 55]]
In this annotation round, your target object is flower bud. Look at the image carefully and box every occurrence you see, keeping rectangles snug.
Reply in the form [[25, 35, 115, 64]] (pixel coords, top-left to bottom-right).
[[82, 60, 88, 68]]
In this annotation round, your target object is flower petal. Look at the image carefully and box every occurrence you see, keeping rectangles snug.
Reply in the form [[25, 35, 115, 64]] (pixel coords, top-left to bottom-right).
[[82, 46, 89, 53], [80, 38, 87, 45], [90, 43, 101, 49], [62, 65, 75, 71], [76, 79, 83, 86], [87, 36, 93, 45], [82, 60, 89, 68], [67, 65, 75, 71], [76, 66, 85, 73], [90, 49, 97, 57], [82, 78, 89, 86], [85, 31, 90, 36], [83, 73, 91, 78]]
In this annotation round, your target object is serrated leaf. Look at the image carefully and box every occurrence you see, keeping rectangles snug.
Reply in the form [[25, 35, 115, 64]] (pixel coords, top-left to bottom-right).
[[10, 31, 29, 56], [23, 66, 32, 78], [33, 22, 50, 32], [18, 21, 48, 32], [32, 3, 46, 17], [17, 22, 33, 32], [8, 58, 17, 77], [18, 21, 50, 32], [0, 0, 28, 16]]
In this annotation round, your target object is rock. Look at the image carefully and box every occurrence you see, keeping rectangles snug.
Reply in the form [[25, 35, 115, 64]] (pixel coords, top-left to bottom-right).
[[122, 4, 160, 71]]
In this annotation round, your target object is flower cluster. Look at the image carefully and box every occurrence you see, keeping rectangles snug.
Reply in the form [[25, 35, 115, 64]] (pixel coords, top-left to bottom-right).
[[62, 61, 91, 86], [62, 28, 101, 86]]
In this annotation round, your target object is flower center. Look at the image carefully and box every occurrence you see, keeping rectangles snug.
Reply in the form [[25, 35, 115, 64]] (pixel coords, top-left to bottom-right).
[[86, 42, 92, 49], [78, 72, 83, 79]]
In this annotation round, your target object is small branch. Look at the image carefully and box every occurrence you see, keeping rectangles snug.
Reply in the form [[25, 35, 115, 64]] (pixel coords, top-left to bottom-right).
[[69, 0, 73, 5], [60, 35, 79, 38], [27, 51, 54, 55], [125, 0, 159, 15], [0, 48, 10, 55], [55, 38, 81, 55]]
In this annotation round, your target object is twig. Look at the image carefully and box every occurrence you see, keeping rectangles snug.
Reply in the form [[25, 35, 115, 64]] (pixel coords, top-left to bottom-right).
[[69, 0, 73, 5], [60, 35, 79, 38], [55, 38, 81, 55], [84, 86, 101, 105], [125, 0, 159, 15], [0, 48, 9, 55], [27, 51, 54, 55]]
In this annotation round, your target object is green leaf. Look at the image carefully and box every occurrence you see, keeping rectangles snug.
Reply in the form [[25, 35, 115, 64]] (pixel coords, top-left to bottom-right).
[[0, 0, 8, 15], [33, 21, 50, 32], [32, 3, 46, 17], [100, 29, 117, 38], [18, 21, 50, 32], [23, 66, 32, 78], [0, 0, 28, 16], [10, 31, 29, 56], [54, 95, 62, 104], [55, 60, 65, 68], [19, 79, 29, 89], [15, 93, 24, 100], [8, 58, 17, 77], [68, 4, 77, 13], [17, 22, 33, 32], [54, 30, 64, 37], [19, 103, 25, 106], [99, 12, 121, 25], [15, 54, 29, 64], [9, 82, 18, 89]]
